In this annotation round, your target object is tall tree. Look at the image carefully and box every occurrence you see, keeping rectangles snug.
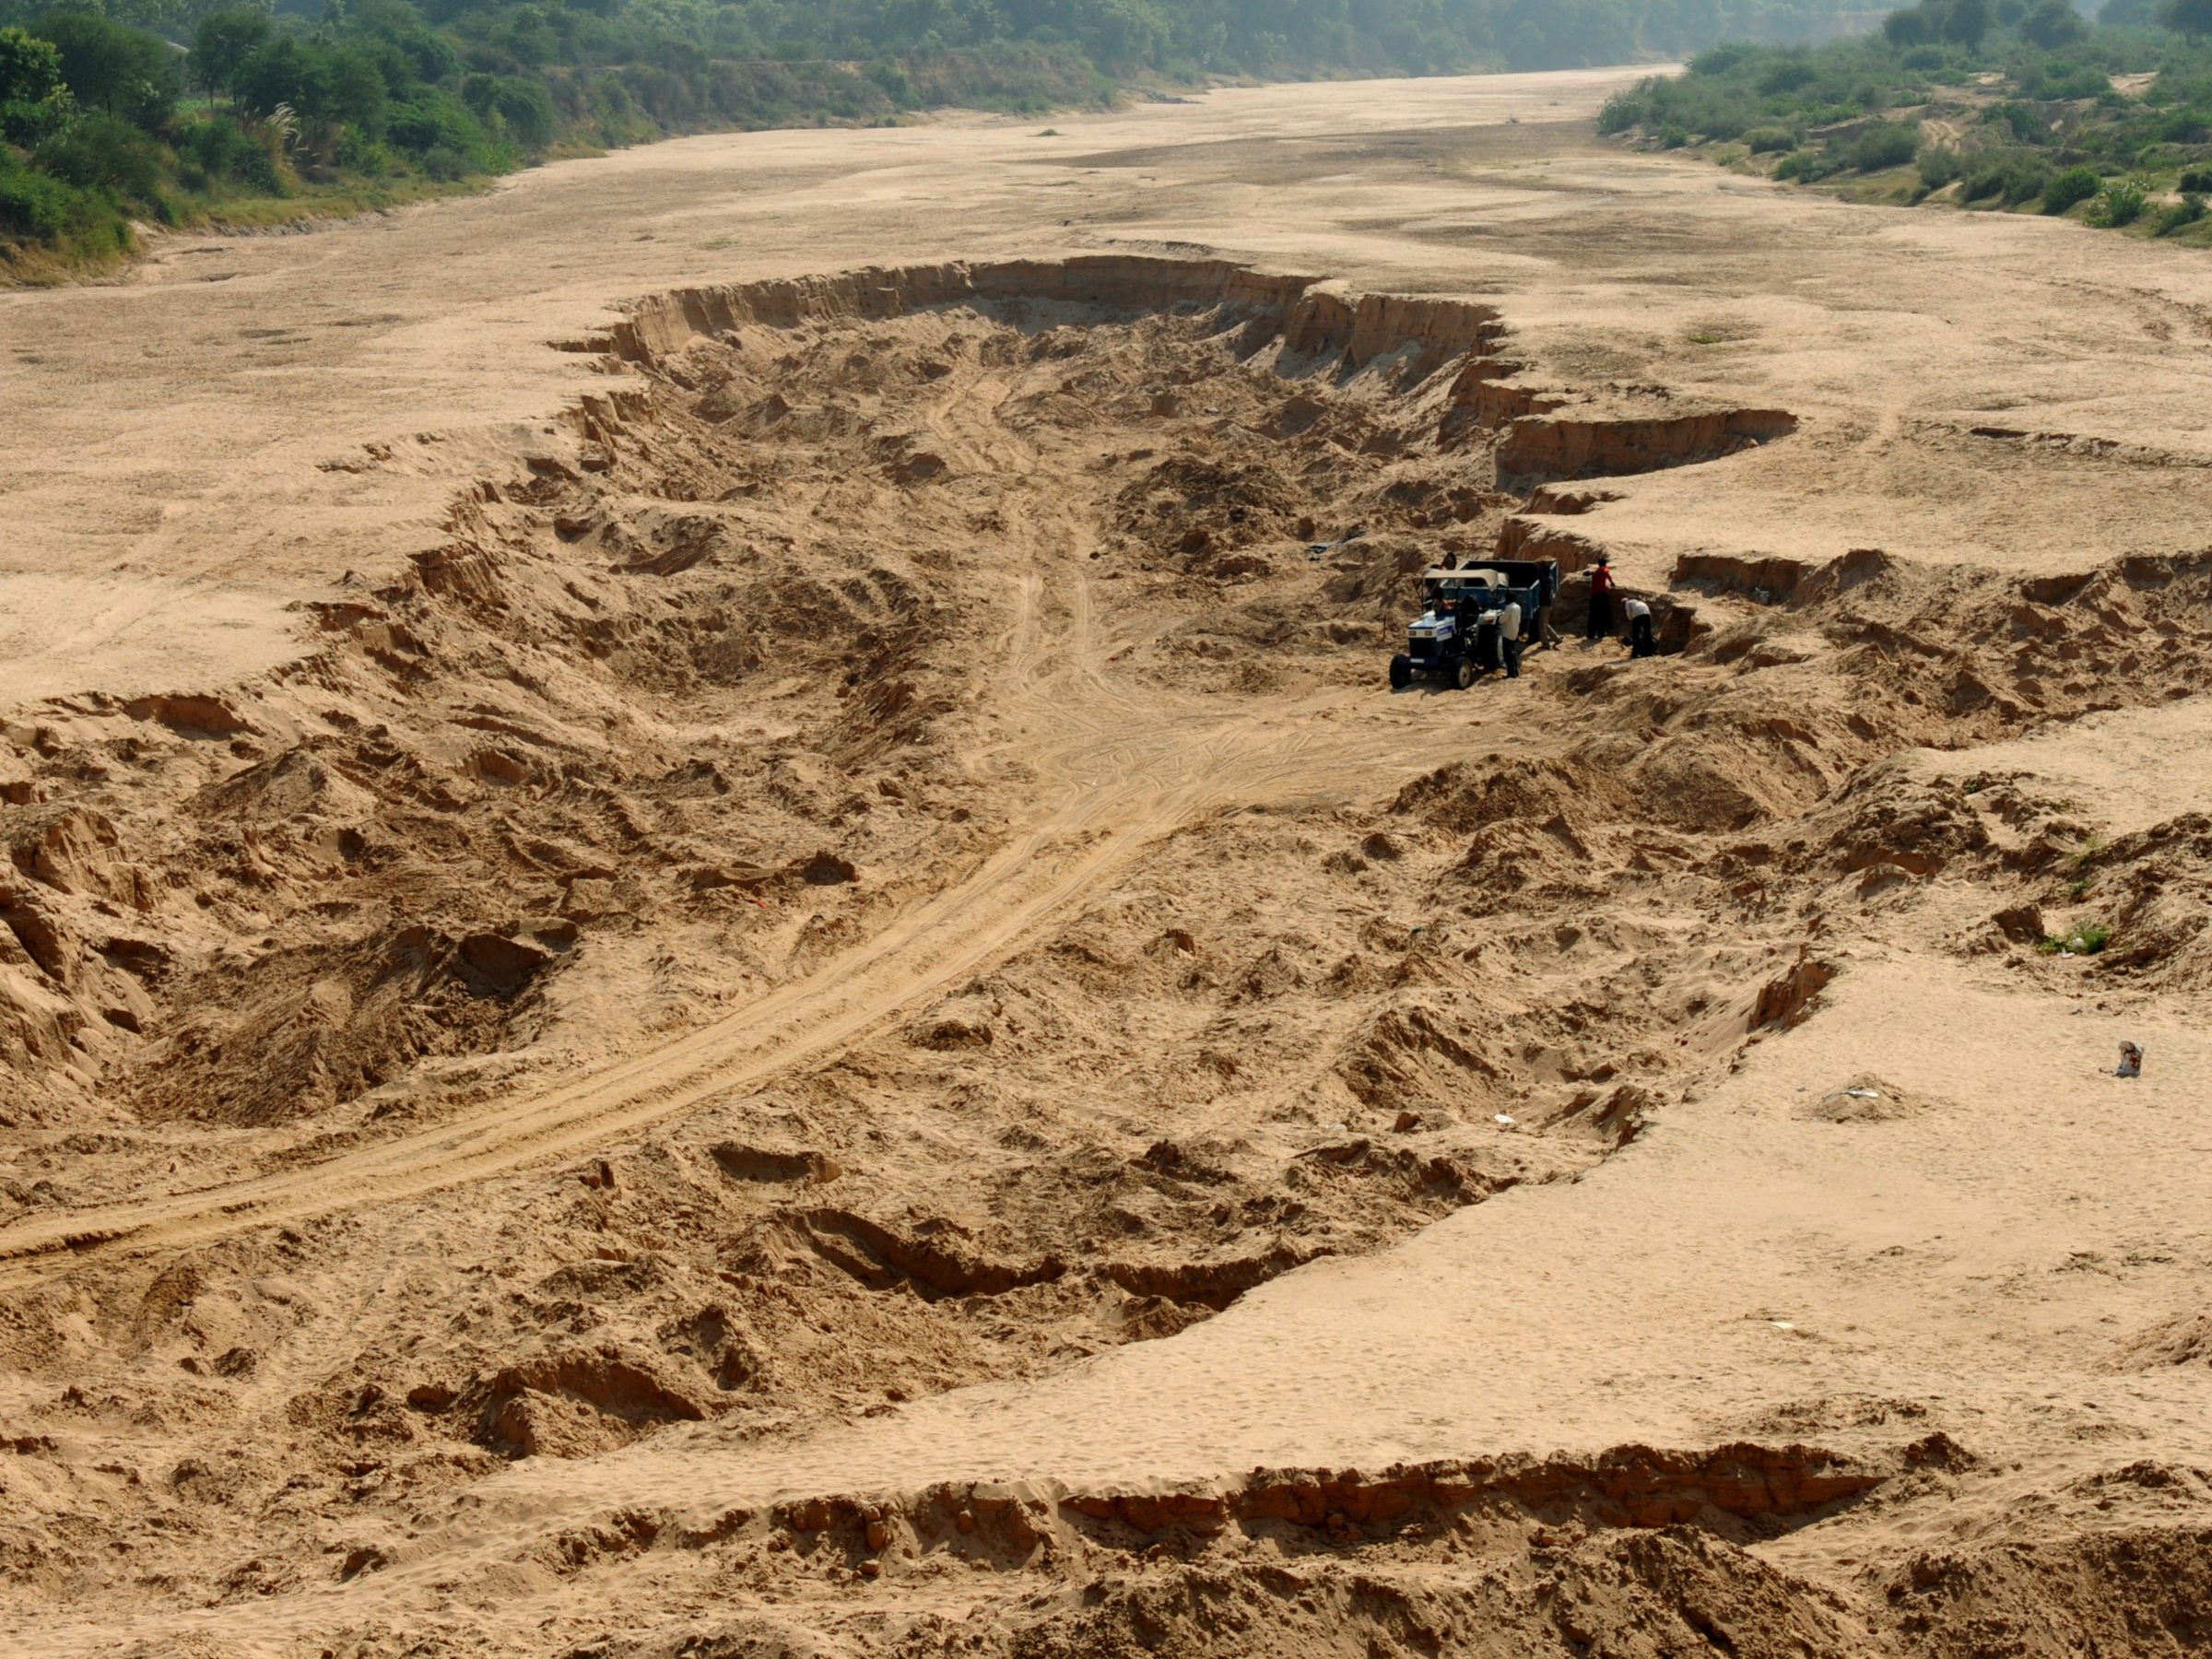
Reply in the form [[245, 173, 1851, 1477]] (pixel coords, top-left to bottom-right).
[[2164, 0, 2212, 37], [30, 12, 176, 123], [188, 6, 271, 110]]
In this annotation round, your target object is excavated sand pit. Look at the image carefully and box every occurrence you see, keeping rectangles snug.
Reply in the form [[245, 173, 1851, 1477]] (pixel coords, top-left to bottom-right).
[[7, 243, 2212, 1657]]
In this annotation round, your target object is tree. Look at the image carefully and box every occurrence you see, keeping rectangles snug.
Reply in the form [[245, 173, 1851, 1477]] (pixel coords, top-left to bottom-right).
[[0, 21, 66, 143], [31, 12, 178, 124], [188, 6, 271, 109], [1883, 6, 1931, 43], [1941, 0, 1993, 44], [235, 34, 327, 121], [0, 23, 62, 104], [2163, 0, 2212, 37], [2022, 0, 2087, 43]]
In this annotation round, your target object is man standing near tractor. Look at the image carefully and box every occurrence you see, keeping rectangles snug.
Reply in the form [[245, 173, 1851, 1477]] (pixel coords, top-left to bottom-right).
[[1585, 556, 1616, 641]]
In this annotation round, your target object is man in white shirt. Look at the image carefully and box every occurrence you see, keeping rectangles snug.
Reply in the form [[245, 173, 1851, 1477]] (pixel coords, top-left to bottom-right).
[[1623, 595, 1656, 657]]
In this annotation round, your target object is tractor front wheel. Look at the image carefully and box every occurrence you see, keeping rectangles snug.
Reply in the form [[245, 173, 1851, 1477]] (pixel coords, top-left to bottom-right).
[[1389, 653, 1413, 690], [1452, 654, 1477, 691]]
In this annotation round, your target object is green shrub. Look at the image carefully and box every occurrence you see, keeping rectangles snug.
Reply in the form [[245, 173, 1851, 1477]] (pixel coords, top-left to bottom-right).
[[32, 112, 166, 200], [2022, 0, 2088, 48], [0, 148, 79, 237], [2086, 172, 2151, 224], [419, 142, 471, 181], [178, 116, 282, 192], [1759, 57, 1818, 95], [1660, 124, 1689, 148], [1983, 100, 2048, 143], [1964, 151, 2053, 204], [385, 89, 498, 170], [2043, 163, 2103, 211], [1744, 125, 1796, 154], [334, 129, 395, 176], [1919, 144, 1965, 186], [1846, 121, 1922, 171], [462, 73, 556, 150], [1, 88, 69, 147], [2040, 920, 2111, 954], [2180, 163, 2212, 192], [2157, 189, 2209, 230], [29, 12, 176, 128], [0, 25, 59, 101], [1596, 91, 1641, 135]]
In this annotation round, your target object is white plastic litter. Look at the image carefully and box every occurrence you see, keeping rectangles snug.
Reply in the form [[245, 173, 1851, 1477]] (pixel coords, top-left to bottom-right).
[[1844, 1088, 1879, 1100], [1493, 1113, 1516, 1126]]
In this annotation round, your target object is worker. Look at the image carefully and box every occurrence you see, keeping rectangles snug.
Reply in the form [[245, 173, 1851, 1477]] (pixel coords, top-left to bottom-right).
[[1623, 594, 1656, 657], [1499, 599, 1524, 677], [1585, 556, 1615, 641]]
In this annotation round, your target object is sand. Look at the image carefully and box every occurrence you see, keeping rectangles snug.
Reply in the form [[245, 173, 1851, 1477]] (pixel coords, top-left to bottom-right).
[[4, 65, 2212, 1659]]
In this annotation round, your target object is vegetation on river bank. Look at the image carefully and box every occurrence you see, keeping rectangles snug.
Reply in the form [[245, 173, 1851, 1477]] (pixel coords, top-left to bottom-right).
[[2, 0, 1877, 277], [1602, 0, 2212, 243]]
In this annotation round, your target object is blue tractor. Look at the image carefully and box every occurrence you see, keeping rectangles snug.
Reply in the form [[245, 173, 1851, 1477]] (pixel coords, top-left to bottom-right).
[[1389, 559, 1559, 690]]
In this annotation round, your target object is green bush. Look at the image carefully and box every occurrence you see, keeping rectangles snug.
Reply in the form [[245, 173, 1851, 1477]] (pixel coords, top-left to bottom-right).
[[0, 145, 125, 253], [1847, 121, 1923, 170], [2022, 0, 2087, 48], [2041, 920, 2111, 954], [1919, 144, 1965, 186], [178, 116, 282, 191], [1, 88, 69, 147], [29, 12, 175, 128], [1963, 151, 2053, 204], [2180, 163, 2212, 192], [1596, 91, 1641, 136], [461, 73, 555, 149], [1774, 147, 1832, 180], [1983, 99, 2048, 143], [385, 88, 499, 168], [2086, 172, 2151, 224], [419, 142, 472, 181], [2157, 189, 2208, 230], [1744, 125, 1796, 153], [2043, 162, 2103, 211], [0, 23, 61, 103], [0, 147, 78, 237], [32, 112, 167, 200]]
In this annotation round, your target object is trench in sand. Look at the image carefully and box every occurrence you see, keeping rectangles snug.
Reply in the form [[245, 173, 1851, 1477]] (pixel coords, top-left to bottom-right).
[[6, 257, 2212, 1653]]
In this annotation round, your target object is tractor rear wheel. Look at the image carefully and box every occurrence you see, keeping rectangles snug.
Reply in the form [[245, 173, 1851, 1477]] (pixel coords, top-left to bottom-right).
[[1389, 653, 1413, 690]]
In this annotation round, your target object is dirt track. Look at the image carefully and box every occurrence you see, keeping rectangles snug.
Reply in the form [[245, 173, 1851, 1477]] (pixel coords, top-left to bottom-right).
[[6, 68, 2212, 1659]]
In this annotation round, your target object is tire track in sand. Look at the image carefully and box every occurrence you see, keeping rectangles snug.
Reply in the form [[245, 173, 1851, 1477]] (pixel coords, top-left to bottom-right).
[[0, 570, 1399, 1291]]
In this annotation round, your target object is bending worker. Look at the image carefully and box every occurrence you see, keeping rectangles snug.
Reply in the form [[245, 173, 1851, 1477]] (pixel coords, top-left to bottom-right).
[[1623, 594, 1656, 658]]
